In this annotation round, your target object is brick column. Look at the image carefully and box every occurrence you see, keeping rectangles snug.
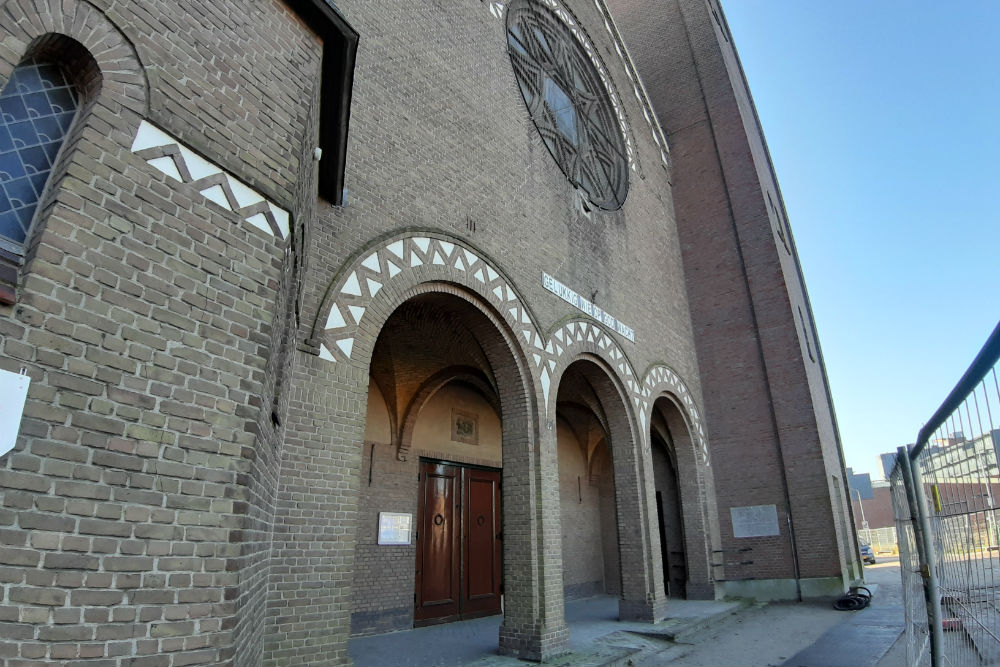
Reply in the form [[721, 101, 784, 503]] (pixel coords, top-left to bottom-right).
[[497, 407, 570, 659], [604, 396, 668, 622], [613, 430, 668, 622]]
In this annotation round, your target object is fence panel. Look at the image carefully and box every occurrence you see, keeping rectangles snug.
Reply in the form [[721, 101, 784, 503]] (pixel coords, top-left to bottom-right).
[[915, 377, 1000, 665], [891, 460, 929, 665], [859, 525, 899, 556], [892, 322, 1000, 667]]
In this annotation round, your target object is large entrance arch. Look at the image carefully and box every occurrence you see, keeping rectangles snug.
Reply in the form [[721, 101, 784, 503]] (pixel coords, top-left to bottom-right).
[[266, 233, 574, 663], [353, 293, 510, 630]]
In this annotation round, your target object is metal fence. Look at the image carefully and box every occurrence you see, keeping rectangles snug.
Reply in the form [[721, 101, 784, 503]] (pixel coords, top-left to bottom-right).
[[890, 321, 1000, 667], [859, 526, 899, 556]]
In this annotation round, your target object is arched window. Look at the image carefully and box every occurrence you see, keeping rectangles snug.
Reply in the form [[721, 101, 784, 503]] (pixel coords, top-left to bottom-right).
[[0, 58, 80, 254]]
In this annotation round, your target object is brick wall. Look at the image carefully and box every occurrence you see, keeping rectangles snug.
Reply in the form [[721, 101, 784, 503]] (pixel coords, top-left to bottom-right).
[[0, 1, 308, 664], [607, 0, 855, 590], [350, 442, 417, 635]]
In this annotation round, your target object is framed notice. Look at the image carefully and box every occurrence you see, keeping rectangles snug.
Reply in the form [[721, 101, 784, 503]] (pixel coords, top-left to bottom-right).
[[377, 512, 412, 545], [0, 368, 30, 458], [730, 504, 780, 538]]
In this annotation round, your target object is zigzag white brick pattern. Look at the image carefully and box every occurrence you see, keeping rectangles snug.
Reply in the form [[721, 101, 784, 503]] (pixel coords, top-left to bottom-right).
[[130, 121, 290, 239], [318, 234, 707, 465]]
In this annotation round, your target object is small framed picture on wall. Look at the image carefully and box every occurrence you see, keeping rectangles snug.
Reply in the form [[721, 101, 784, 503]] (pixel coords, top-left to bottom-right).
[[451, 409, 478, 445]]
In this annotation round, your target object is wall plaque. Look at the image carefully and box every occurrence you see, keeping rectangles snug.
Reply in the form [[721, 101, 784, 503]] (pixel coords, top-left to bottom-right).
[[452, 409, 478, 445], [0, 368, 30, 458], [377, 512, 412, 545], [730, 504, 780, 538]]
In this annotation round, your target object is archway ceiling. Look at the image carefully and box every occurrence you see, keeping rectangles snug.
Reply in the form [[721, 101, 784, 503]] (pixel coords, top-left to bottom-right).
[[556, 402, 600, 463], [556, 362, 611, 437], [557, 362, 619, 470], [650, 406, 672, 449], [370, 293, 498, 431]]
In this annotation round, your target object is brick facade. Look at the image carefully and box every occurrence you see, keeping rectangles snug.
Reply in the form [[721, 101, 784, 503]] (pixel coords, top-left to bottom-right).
[[0, 0, 855, 665], [606, 0, 859, 595]]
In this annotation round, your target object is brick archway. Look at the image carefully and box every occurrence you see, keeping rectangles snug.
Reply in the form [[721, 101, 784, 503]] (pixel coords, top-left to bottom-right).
[[551, 353, 668, 622], [542, 332, 714, 619], [649, 392, 720, 600], [272, 232, 572, 662], [310, 232, 544, 370], [1, 0, 149, 136], [639, 364, 709, 464]]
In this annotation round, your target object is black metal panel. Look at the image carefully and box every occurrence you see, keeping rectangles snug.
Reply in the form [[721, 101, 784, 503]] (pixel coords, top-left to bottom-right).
[[285, 0, 359, 206]]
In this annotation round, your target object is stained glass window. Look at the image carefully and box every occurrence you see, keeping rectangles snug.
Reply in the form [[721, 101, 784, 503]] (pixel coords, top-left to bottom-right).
[[506, 1, 629, 210], [0, 59, 79, 249]]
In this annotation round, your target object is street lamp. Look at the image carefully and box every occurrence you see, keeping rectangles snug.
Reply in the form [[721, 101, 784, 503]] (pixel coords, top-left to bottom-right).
[[855, 488, 870, 544]]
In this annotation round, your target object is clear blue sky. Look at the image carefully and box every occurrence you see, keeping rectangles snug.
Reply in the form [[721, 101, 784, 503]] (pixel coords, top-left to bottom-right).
[[720, 2, 1000, 480]]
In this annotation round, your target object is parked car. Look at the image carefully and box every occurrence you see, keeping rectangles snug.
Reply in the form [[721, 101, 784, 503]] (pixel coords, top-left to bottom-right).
[[860, 542, 876, 564]]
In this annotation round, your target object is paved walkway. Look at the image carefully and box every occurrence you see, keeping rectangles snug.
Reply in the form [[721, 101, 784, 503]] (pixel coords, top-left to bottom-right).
[[349, 595, 742, 666], [781, 591, 904, 666], [349, 592, 905, 667]]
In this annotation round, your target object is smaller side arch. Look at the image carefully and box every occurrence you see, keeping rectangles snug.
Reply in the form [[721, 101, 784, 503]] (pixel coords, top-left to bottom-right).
[[647, 387, 721, 601], [639, 364, 710, 465], [544, 318, 641, 416], [551, 353, 666, 622]]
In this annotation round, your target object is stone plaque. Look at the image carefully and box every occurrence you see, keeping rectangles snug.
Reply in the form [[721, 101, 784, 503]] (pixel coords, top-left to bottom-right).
[[452, 409, 478, 445], [730, 504, 780, 538], [377, 512, 412, 546]]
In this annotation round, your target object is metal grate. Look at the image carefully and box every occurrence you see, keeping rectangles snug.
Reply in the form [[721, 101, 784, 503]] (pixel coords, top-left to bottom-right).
[[506, 0, 629, 210]]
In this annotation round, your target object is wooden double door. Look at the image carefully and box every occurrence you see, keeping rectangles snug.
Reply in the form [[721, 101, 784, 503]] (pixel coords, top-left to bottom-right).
[[415, 460, 502, 625]]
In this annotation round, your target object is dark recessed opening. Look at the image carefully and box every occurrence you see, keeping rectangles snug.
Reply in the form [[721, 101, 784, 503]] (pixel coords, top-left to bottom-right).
[[286, 0, 359, 206]]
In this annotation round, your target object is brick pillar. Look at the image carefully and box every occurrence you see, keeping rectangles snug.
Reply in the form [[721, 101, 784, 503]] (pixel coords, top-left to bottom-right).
[[604, 393, 668, 622], [613, 427, 669, 622], [497, 407, 570, 659]]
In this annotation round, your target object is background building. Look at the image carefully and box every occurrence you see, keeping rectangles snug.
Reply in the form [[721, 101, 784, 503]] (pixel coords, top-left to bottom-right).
[[0, 0, 857, 664]]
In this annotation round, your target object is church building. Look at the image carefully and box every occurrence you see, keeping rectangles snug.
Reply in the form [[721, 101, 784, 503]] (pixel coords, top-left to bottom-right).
[[0, 0, 858, 664]]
